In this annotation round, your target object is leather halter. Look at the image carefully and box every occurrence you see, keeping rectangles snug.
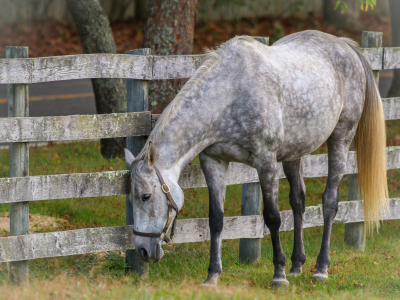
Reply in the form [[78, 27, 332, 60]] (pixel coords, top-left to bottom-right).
[[132, 165, 179, 245]]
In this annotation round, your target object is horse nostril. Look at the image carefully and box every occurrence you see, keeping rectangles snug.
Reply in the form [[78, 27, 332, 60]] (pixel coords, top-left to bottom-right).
[[140, 248, 148, 261]]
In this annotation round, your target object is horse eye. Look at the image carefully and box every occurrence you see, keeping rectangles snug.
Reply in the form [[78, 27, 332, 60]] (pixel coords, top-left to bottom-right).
[[141, 194, 151, 202]]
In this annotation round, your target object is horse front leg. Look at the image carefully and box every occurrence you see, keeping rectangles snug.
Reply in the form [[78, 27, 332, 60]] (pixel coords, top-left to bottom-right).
[[313, 137, 352, 281], [257, 151, 288, 287], [283, 159, 306, 276], [199, 152, 228, 287]]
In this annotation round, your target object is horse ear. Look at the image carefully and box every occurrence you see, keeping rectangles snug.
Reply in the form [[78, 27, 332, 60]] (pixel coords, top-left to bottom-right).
[[124, 148, 135, 166], [148, 142, 156, 167]]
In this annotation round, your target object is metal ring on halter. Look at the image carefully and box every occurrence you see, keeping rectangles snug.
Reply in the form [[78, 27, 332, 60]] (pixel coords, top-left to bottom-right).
[[161, 183, 170, 193]]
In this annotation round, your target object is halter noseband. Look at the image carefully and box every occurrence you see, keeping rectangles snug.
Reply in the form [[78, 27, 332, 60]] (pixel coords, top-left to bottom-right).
[[132, 165, 179, 245]]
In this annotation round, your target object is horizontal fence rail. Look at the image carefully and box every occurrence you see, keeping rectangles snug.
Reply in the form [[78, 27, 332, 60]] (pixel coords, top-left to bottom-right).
[[0, 112, 151, 143], [1, 146, 400, 203], [0, 198, 399, 263], [0, 48, 399, 84], [1, 97, 400, 143]]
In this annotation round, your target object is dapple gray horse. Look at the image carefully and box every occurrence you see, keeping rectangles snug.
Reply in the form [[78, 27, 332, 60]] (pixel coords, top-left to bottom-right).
[[124, 30, 388, 286]]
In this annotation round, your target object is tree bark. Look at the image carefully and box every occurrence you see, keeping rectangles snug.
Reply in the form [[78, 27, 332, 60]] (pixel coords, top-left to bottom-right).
[[323, 0, 362, 30], [388, 0, 400, 97], [142, 0, 199, 113], [66, 0, 126, 159]]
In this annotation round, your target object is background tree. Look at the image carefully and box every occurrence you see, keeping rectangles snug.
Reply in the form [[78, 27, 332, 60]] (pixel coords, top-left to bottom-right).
[[388, 0, 400, 97], [323, 0, 362, 30], [142, 0, 199, 113], [66, 0, 126, 159]]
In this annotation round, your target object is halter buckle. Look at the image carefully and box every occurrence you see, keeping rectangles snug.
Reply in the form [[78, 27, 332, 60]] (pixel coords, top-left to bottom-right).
[[161, 183, 171, 193]]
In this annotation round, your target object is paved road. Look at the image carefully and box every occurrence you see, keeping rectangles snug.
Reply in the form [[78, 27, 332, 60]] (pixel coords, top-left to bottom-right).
[[0, 79, 96, 118], [0, 72, 394, 119]]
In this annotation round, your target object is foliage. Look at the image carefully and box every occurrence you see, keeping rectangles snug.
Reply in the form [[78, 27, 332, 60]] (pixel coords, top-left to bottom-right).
[[335, 0, 377, 13]]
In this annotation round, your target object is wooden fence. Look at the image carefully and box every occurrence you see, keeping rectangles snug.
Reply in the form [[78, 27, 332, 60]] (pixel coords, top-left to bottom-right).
[[1, 32, 400, 283]]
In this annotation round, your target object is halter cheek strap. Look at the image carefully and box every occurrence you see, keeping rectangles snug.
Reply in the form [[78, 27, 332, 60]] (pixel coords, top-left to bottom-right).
[[132, 165, 179, 245]]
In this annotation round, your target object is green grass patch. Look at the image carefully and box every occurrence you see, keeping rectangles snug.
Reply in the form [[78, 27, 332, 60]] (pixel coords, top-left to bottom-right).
[[1, 136, 400, 298]]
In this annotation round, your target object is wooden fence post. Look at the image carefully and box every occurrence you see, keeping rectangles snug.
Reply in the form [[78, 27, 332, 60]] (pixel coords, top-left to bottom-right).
[[239, 36, 269, 264], [7, 46, 29, 285], [125, 48, 151, 277], [344, 31, 382, 249]]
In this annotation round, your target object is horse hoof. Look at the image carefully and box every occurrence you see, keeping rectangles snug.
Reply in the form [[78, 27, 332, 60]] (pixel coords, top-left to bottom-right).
[[271, 278, 289, 288], [312, 272, 328, 282], [287, 271, 301, 277], [201, 275, 218, 288]]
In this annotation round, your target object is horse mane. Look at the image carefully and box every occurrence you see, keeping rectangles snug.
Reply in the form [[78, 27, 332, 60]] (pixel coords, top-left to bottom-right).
[[136, 35, 256, 160]]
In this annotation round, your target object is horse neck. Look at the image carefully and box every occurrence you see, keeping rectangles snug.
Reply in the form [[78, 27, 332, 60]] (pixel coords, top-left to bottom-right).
[[150, 96, 220, 181]]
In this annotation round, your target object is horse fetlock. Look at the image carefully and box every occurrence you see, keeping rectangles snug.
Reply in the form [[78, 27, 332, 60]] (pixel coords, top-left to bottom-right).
[[288, 263, 303, 276]]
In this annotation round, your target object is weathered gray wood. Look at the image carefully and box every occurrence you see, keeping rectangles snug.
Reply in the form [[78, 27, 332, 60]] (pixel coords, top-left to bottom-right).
[[0, 112, 151, 143], [382, 97, 400, 120], [125, 48, 151, 277], [361, 47, 383, 71], [0, 58, 31, 84], [345, 31, 382, 250], [2, 198, 400, 263], [31, 54, 153, 82], [152, 54, 207, 80], [7, 46, 29, 285], [239, 183, 262, 264], [3, 96, 400, 144], [383, 47, 400, 70], [2, 146, 400, 203], [0, 47, 392, 84]]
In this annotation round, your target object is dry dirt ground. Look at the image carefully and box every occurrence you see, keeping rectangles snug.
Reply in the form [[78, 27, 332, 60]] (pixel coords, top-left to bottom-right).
[[0, 214, 64, 235]]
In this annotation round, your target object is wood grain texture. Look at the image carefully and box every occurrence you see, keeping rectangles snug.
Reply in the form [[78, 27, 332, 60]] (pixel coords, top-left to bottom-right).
[[31, 54, 153, 82], [361, 47, 383, 70], [2, 147, 400, 203], [0, 47, 392, 83], [2, 198, 400, 263], [384, 47, 400, 70], [7, 46, 30, 285], [382, 97, 400, 120], [0, 112, 151, 142], [2, 96, 399, 144]]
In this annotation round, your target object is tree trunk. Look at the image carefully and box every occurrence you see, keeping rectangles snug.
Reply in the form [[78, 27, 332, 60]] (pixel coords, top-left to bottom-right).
[[142, 0, 199, 113], [323, 0, 362, 30], [66, 0, 126, 159], [388, 0, 400, 97], [135, 0, 148, 21]]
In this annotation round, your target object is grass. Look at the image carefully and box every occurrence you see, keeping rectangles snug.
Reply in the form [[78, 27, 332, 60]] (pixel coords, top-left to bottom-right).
[[1, 119, 400, 298]]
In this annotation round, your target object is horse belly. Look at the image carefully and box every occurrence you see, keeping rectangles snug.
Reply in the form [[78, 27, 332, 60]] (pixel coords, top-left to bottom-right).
[[277, 96, 342, 162]]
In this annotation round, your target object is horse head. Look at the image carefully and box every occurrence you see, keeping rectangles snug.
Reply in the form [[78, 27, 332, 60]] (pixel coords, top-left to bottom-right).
[[125, 142, 183, 263]]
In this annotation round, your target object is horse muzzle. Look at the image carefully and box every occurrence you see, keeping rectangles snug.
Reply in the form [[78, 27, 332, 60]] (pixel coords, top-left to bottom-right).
[[135, 237, 164, 263]]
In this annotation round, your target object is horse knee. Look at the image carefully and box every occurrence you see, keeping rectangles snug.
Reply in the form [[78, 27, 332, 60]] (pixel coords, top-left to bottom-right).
[[263, 210, 281, 231], [322, 190, 339, 217], [209, 210, 224, 233]]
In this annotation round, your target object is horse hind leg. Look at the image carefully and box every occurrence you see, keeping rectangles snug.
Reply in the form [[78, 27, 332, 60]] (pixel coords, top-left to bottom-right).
[[313, 135, 353, 282], [199, 152, 229, 287], [283, 158, 306, 276], [256, 151, 289, 287]]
